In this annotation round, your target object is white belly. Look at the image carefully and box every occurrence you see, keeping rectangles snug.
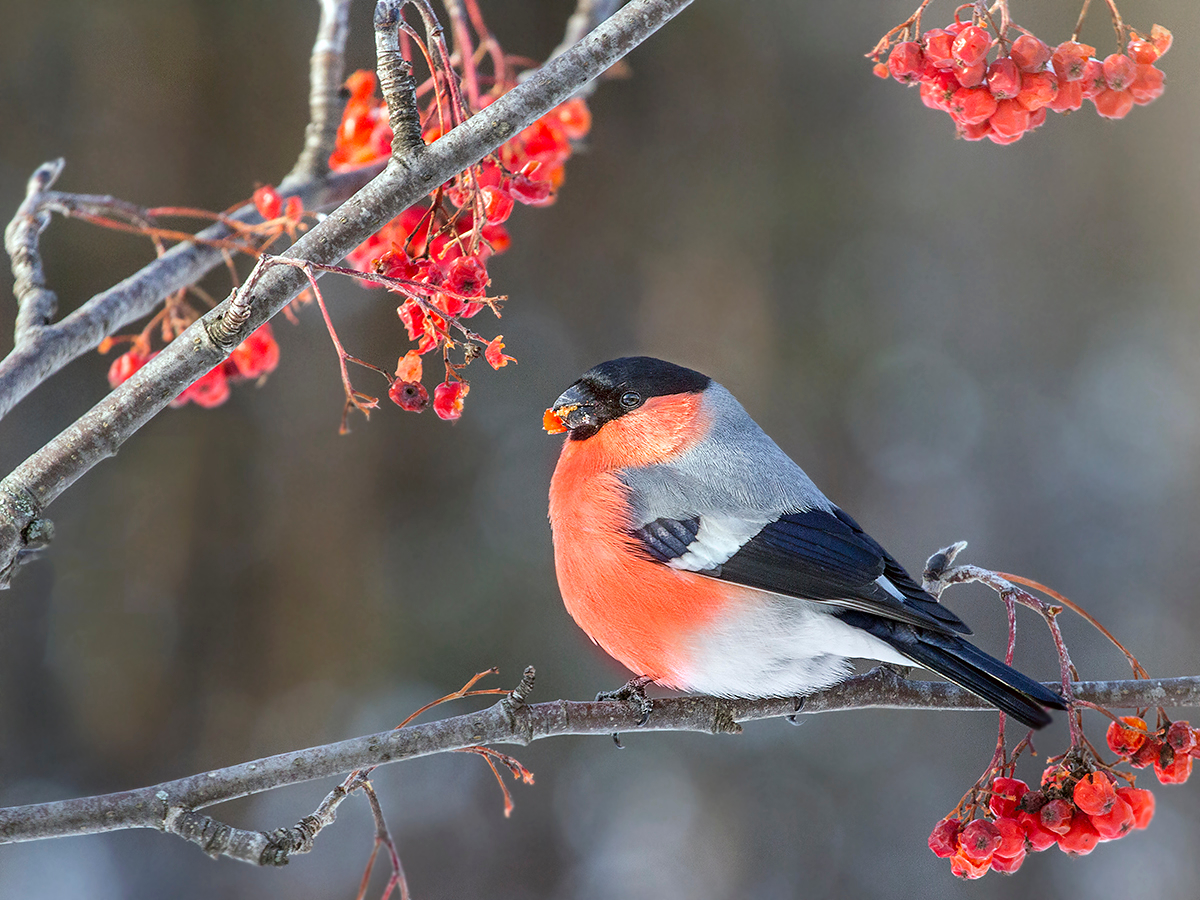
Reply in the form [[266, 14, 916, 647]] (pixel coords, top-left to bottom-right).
[[676, 590, 913, 698]]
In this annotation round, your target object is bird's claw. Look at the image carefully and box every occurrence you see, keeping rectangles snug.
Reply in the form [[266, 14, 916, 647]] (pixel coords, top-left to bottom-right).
[[785, 695, 806, 726], [597, 675, 654, 747]]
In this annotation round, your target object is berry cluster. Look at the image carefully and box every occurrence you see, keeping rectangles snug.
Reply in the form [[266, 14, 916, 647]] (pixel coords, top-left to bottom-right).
[[104, 324, 280, 408], [872, 9, 1171, 144], [331, 64, 591, 420], [1107, 716, 1197, 784], [931, 767, 1155, 878]]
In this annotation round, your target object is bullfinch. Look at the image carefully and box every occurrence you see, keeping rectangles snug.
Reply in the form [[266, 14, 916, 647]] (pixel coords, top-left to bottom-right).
[[546, 356, 1064, 729]]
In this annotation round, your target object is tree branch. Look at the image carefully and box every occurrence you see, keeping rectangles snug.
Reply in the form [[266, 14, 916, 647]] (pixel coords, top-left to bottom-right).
[[0, 0, 696, 587], [0, 670, 1195, 859], [288, 0, 354, 181]]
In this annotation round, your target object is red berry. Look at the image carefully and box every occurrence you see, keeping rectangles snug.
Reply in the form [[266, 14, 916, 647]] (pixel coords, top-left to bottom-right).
[[1130, 738, 1164, 769], [1155, 748, 1193, 784], [1010, 35, 1051, 72], [1108, 716, 1149, 756], [888, 41, 926, 84], [509, 165, 553, 206], [949, 86, 997, 124], [1167, 721, 1196, 754], [954, 61, 987, 88], [552, 97, 592, 140], [993, 816, 1026, 857], [990, 849, 1025, 874], [480, 185, 514, 224], [107, 348, 152, 388], [986, 128, 1025, 145], [444, 255, 489, 298], [1057, 815, 1100, 856], [253, 185, 283, 220], [1129, 64, 1165, 105], [923, 29, 956, 68], [1150, 24, 1173, 58], [1079, 58, 1107, 98], [958, 819, 1002, 863], [388, 379, 429, 412], [1072, 772, 1117, 817], [1047, 79, 1083, 113], [1051, 41, 1095, 81], [433, 380, 469, 420], [989, 98, 1030, 138], [1102, 53, 1137, 91], [1126, 38, 1160, 65], [986, 57, 1021, 98], [1116, 787, 1155, 829], [1039, 798, 1074, 835], [175, 365, 230, 409], [1027, 107, 1048, 130], [1018, 811, 1059, 852], [227, 323, 280, 380], [1091, 796, 1135, 841], [988, 778, 1029, 818], [928, 817, 963, 858], [952, 25, 993, 68], [1092, 88, 1135, 120], [957, 119, 992, 141], [950, 851, 990, 880], [1017, 71, 1059, 111], [921, 69, 960, 110]]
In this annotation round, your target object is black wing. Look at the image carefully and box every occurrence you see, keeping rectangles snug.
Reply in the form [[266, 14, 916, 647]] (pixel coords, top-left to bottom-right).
[[632, 506, 970, 636]]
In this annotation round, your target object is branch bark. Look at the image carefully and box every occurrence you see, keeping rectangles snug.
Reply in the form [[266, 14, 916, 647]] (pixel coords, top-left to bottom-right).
[[0, 0, 696, 587], [0, 670, 1196, 860]]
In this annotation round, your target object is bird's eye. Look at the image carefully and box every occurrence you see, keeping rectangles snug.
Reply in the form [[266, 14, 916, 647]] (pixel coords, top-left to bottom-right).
[[619, 390, 642, 409]]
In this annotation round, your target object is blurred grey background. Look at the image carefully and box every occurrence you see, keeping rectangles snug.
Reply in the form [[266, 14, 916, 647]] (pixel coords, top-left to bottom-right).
[[2, 0, 1199, 897]]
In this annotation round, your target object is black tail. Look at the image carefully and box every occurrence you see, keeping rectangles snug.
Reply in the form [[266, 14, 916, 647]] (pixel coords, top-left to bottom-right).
[[837, 611, 1066, 730]]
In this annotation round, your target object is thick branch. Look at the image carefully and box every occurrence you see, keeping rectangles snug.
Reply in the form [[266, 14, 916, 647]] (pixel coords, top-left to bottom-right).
[[5, 160, 64, 344], [0, 0, 694, 587], [0, 672, 1196, 854]]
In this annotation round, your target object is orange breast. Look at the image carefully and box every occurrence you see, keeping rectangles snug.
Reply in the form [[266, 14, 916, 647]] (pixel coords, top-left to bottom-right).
[[547, 394, 732, 686]]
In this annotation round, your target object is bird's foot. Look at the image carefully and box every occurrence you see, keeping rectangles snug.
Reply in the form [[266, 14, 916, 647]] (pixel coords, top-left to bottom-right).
[[596, 675, 654, 748], [785, 695, 806, 726]]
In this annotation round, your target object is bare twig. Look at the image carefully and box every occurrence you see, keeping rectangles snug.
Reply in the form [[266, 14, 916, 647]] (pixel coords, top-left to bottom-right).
[[0, 0, 696, 587], [5, 160, 65, 344], [0, 669, 1196, 854], [289, 0, 354, 180]]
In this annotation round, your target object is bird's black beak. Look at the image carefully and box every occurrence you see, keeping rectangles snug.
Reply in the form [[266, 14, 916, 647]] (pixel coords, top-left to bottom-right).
[[549, 383, 600, 434]]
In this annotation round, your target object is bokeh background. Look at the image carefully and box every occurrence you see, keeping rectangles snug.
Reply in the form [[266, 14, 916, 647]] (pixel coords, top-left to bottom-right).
[[2, 0, 1199, 897]]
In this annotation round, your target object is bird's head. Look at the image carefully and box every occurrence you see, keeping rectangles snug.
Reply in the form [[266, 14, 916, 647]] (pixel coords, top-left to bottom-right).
[[545, 357, 711, 441]]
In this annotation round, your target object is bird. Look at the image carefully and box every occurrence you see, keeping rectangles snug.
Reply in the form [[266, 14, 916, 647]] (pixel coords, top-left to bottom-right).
[[545, 356, 1064, 729]]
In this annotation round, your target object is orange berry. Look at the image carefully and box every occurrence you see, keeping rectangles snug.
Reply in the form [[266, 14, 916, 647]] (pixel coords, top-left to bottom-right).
[[1051, 41, 1095, 80], [950, 86, 997, 124], [1047, 79, 1083, 113], [1150, 24, 1173, 58], [986, 57, 1021, 99]]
